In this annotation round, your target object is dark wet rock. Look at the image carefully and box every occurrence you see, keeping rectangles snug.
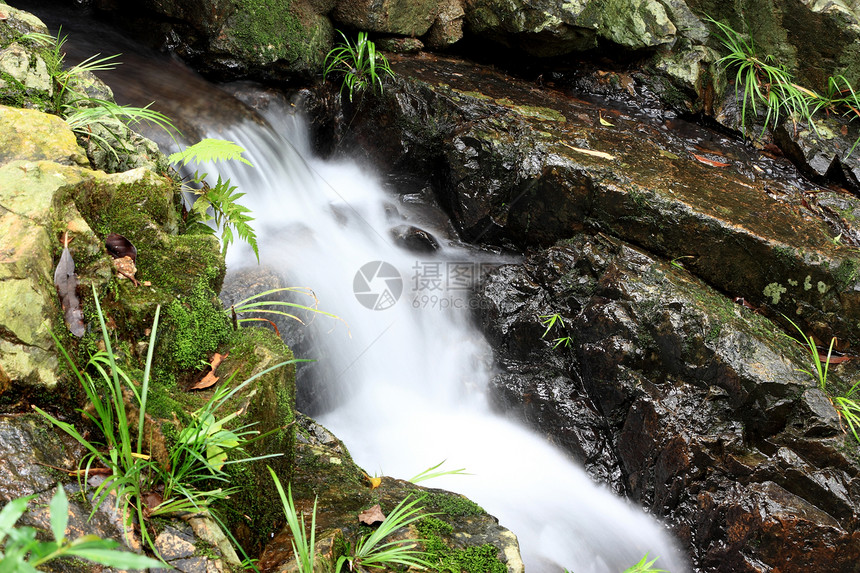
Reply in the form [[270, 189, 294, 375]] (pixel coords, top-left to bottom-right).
[[258, 413, 525, 573], [89, 0, 333, 81], [425, 0, 464, 48], [334, 53, 860, 349], [774, 118, 860, 192], [390, 224, 440, 253], [376, 36, 424, 53], [475, 235, 860, 572]]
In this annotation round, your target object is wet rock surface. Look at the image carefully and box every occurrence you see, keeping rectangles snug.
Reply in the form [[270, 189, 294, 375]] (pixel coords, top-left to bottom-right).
[[337, 53, 860, 350], [476, 236, 860, 572]]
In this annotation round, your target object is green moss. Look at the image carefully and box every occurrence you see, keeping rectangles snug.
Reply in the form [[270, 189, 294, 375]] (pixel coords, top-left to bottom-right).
[[232, 0, 329, 70], [834, 257, 860, 289], [207, 327, 296, 556], [424, 492, 485, 517], [161, 281, 232, 372], [417, 520, 506, 573]]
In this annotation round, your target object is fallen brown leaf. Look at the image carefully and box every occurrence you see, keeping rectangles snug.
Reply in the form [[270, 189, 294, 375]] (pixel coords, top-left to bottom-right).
[[190, 370, 219, 390], [54, 231, 85, 337], [560, 141, 616, 160], [359, 504, 386, 526], [209, 352, 227, 371], [820, 354, 853, 365], [105, 233, 137, 261]]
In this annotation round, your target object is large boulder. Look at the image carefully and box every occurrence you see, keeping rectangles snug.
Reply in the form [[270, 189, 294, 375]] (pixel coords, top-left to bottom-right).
[[332, 0, 440, 36], [336, 53, 860, 350], [463, 0, 681, 56], [89, 0, 334, 80], [476, 236, 860, 572]]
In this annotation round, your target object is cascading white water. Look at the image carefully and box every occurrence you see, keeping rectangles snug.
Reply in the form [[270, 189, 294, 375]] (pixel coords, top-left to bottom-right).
[[204, 93, 690, 573], [16, 3, 688, 570]]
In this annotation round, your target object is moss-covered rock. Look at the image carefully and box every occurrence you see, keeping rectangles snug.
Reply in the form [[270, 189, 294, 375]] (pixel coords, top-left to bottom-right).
[[89, 0, 335, 81], [256, 414, 523, 573], [332, 0, 439, 36]]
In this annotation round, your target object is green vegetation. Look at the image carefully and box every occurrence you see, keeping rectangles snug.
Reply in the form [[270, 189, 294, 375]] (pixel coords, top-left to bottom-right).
[[424, 492, 485, 517], [709, 17, 860, 153], [169, 139, 259, 262], [408, 460, 469, 484], [622, 553, 669, 573], [34, 287, 296, 555], [269, 468, 318, 573], [336, 495, 432, 572], [785, 316, 860, 444], [21, 30, 177, 162], [323, 31, 394, 102], [0, 487, 164, 572], [228, 286, 346, 331], [417, 518, 506, 573], [540, 313, 572, 349], [163, 281, 232, 372]]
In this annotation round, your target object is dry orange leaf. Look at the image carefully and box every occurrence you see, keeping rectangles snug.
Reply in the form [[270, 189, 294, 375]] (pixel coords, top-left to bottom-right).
[[819, 354, 853, 365], [692, 153, 730, 167], [190, 370, 219, 390], [209, 352, 228, 370]]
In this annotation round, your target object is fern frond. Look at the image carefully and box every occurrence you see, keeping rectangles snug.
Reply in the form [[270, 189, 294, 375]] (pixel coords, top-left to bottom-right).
[[169, 139, 253, 167]]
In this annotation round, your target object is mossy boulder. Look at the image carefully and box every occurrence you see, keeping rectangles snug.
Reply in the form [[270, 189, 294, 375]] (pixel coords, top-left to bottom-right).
[[0, 5, 54, 110], [332, 0, 440, 36], [256, 414, 523, 573], [0, 58, 300, 573], [89, 0, 335, 81]]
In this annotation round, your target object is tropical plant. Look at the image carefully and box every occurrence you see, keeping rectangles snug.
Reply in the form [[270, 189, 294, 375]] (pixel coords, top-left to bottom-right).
[[784, 316, 835, 391], [539, 313, 572, 349], [269, 468, 318, 573], [784, 316, 860, 445], [323, 30, 395, 102], [0, 487, 165, 572], [335, 495, 433, 572], [834, 383, 860, 443], [228, 286, 346, 332], [169, 139, 260, 262], [34, 288, 163, 551], [408, 460, 470, 484], [20, 30, 178, 162], [622, 553, 668, 573], [707, 17, 812, 137], [812, 74, 860, 154], [34, 286, 296, 553], [708, 18, 860, 154]]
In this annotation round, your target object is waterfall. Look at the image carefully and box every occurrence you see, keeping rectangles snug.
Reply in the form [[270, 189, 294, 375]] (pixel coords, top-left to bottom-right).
[[207, 94, 689, 573], [16, 3, 690, 569]]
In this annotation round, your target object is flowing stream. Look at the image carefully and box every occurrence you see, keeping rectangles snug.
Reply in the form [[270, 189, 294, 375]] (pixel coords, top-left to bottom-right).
[[21, 3, 689, 571]]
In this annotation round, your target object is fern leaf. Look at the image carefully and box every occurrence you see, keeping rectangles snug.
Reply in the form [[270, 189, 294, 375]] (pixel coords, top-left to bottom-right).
[[169, 139, 253, 167]]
